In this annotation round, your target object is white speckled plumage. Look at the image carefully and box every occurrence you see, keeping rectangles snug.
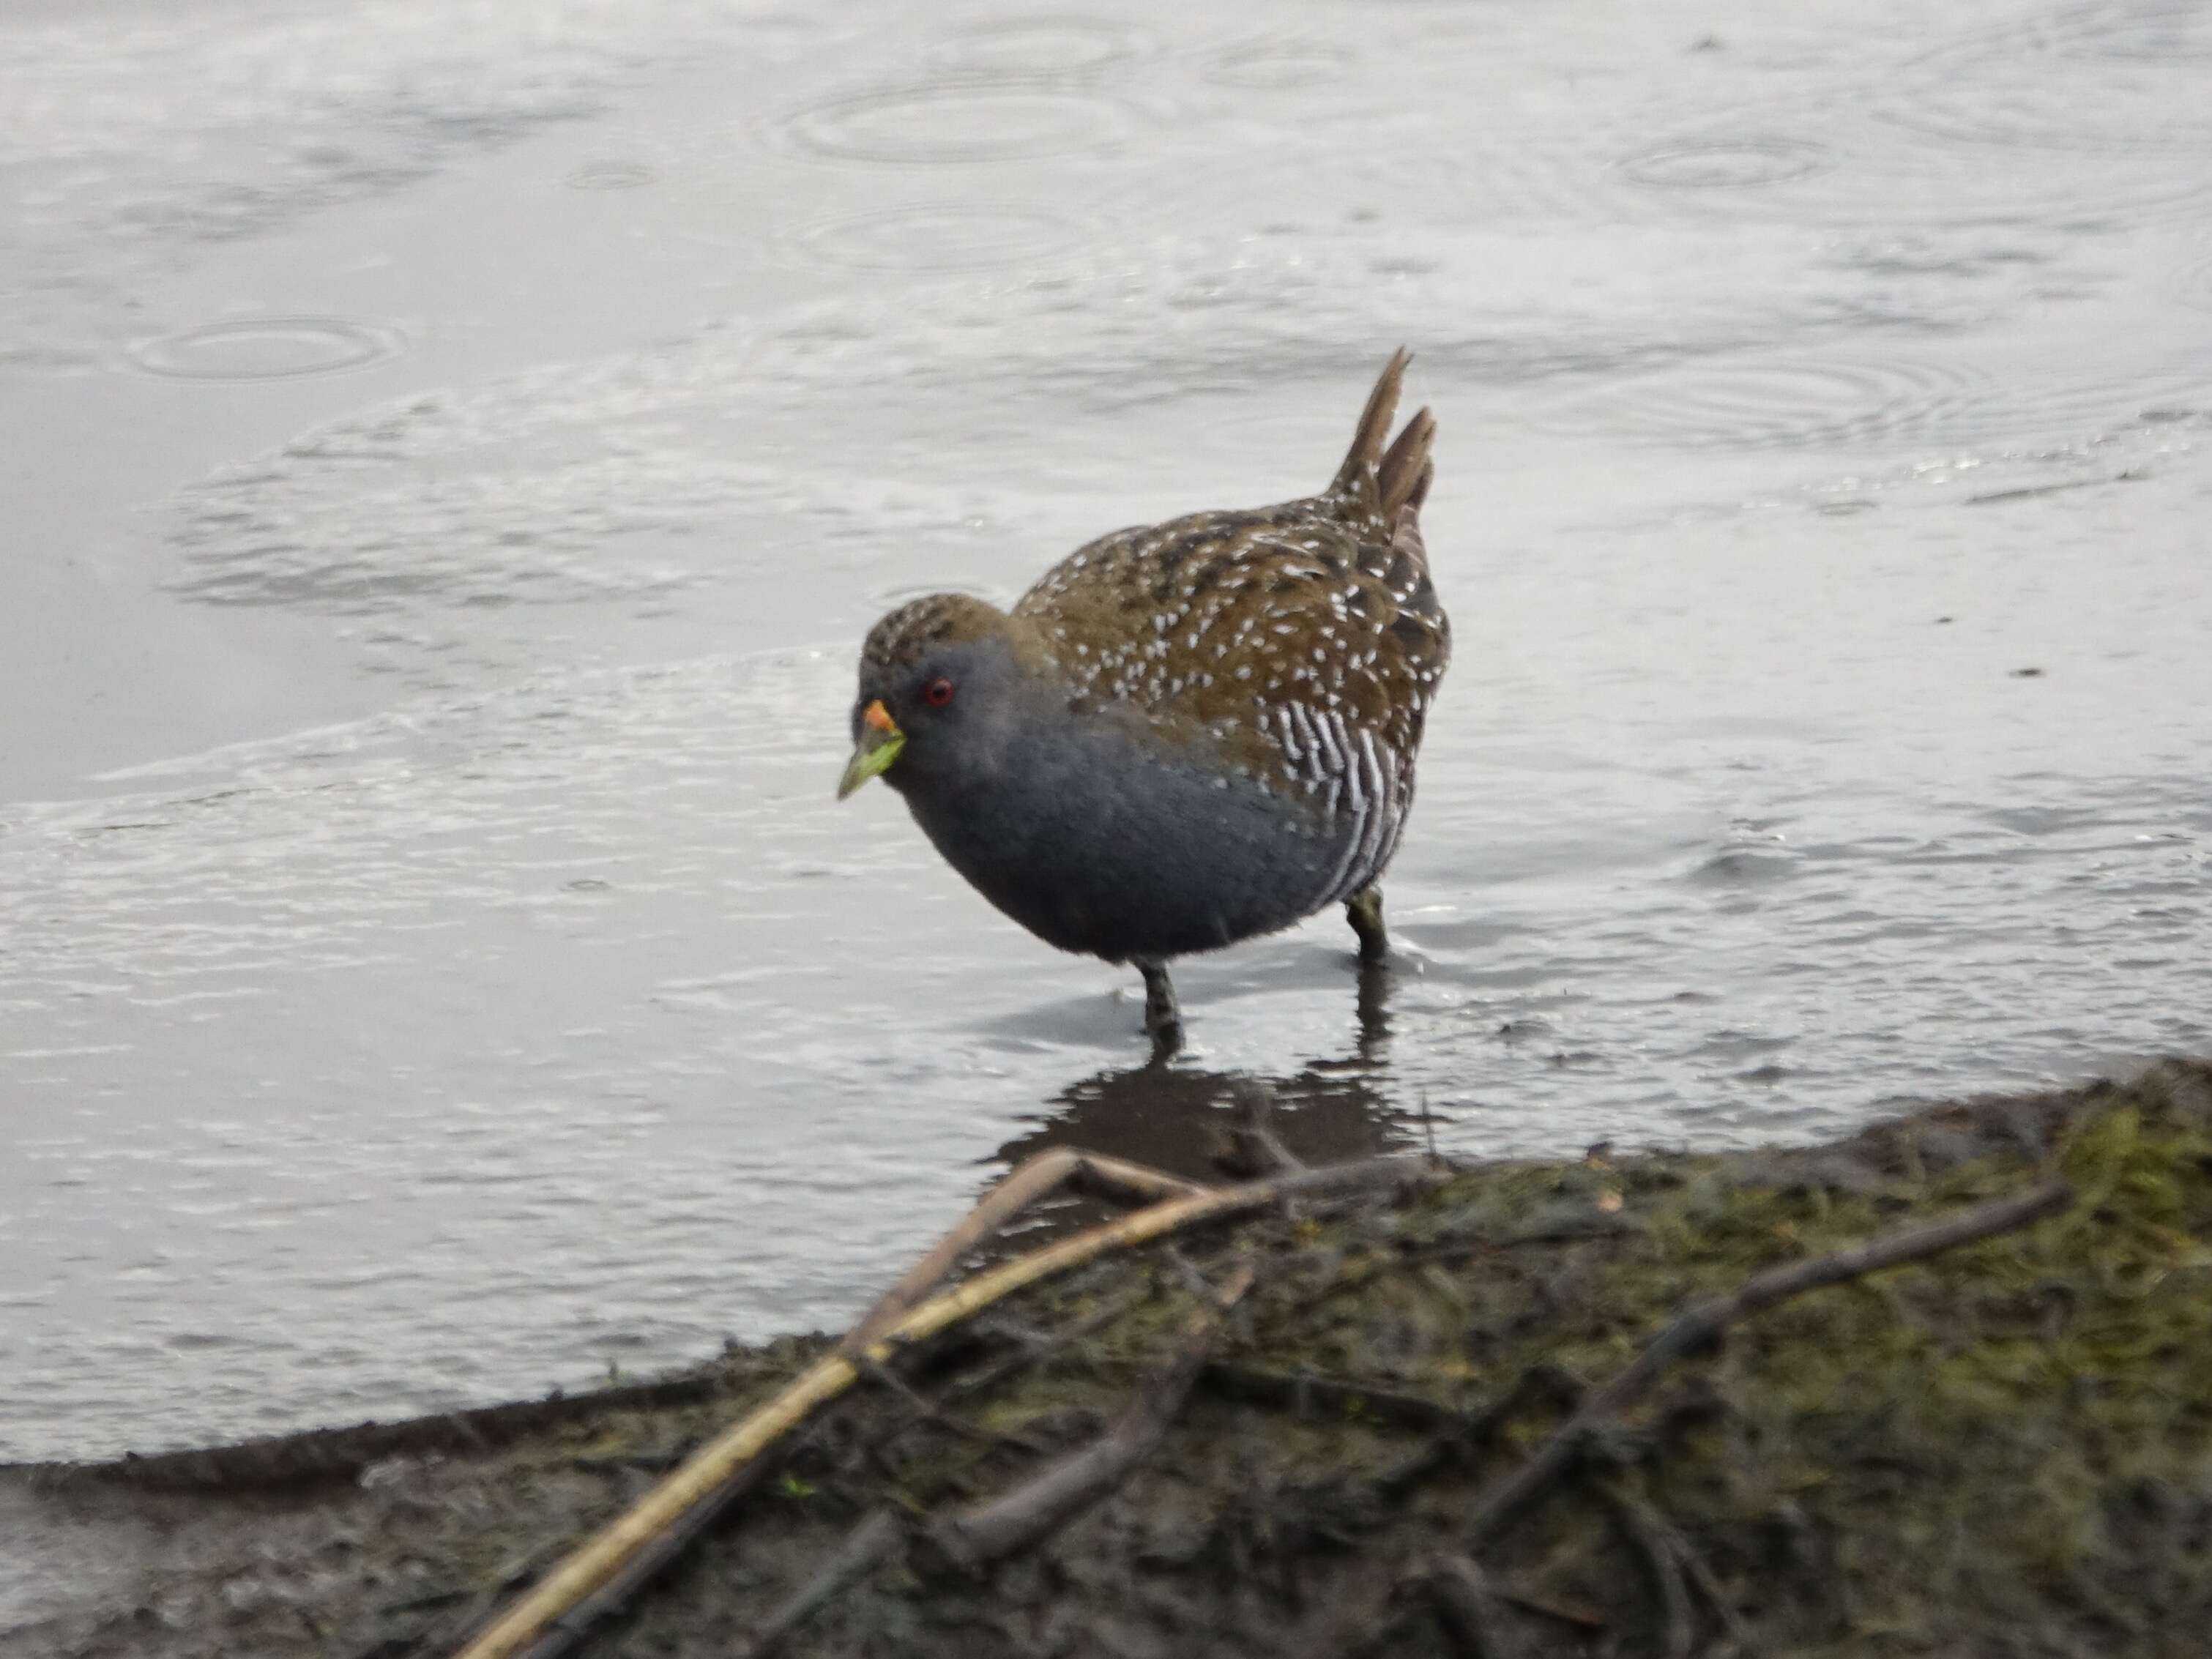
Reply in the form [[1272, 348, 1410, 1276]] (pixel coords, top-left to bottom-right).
[[848, 351, 1450, 1032], [999, 349, 1448, 906]]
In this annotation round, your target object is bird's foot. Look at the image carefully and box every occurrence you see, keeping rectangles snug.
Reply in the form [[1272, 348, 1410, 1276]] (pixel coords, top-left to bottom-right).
[[1136, 959, 1183, 1051], [1347, 884, 1388, 965]]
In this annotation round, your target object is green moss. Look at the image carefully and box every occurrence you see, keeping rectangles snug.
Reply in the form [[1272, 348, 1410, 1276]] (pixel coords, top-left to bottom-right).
[[28, 1063, 2212, 1659]]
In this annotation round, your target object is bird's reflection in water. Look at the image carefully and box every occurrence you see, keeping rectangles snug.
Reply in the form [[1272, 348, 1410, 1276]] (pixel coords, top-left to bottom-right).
[[986, 962, 1418, 1243]]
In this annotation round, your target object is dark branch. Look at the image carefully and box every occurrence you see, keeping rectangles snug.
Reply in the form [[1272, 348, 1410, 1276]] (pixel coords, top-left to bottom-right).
[[928, 1260, 1256, 1570], [1426, 1554, 1530, 1659], [1598, 1482, 1694, 1659], [1462, 1178, 2071, 1543], [736, 1510, 904, 1659]]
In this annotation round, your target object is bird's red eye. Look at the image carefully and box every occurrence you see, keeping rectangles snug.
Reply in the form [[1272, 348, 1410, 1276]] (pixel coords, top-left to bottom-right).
[[924, 677, 955, 707]]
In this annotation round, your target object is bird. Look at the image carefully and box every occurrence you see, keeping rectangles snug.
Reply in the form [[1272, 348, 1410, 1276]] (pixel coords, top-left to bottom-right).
[[837, 349, 1449, 1043]]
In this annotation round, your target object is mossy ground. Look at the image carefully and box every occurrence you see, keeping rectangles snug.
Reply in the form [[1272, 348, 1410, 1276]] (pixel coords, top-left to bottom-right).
[[9, 1062, 2212, 1658]]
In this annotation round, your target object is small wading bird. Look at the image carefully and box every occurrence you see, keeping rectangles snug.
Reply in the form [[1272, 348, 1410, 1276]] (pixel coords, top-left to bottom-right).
[[838, 351, 1449, 1045]]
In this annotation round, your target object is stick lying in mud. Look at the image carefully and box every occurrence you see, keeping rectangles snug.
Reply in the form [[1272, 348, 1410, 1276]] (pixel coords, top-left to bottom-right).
[[450, 1153, 1437, 1659], [1215, 1079, 1306, 1179], [495, 1148, 1207, 1655], [1300, 1174, 2074, 1659], [737, 1508, 906, 1659], [840, 1147, 1206, 1357], [1459, 1175, 2074, 1543], [1422, 1554, 1530, 1659], [740, 1259, 1259, 1659], [928, 1256, 1258, 1571]]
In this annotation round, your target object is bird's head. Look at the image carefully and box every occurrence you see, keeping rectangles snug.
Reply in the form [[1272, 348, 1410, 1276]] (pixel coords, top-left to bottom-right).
[[838, 593, 1033, 799]]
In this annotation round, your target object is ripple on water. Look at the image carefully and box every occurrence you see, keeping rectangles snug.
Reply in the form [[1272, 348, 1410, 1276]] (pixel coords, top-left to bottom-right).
[[1203, 39, 1356, 89], [564, 159, 656, 190], [775, 82, 1137, 165], [1886, 1, 2212, 152], [1158, 80, 2203, 240], [748, 215, 1697, 425], [1103, 121, 1633, 235], [2048, 0, 2212, 59], [1538, 352, 2212, 452], [125, 317, 404, 381], [161, 367, 759, 615], [789, 203, 1085, 272], [924, 16, 1147, 77], [1997, 369, 2212, 440], [1619, 135, 1833, 190], [1610, 124, 2211, 228], [1539, 354, 1992, 452]]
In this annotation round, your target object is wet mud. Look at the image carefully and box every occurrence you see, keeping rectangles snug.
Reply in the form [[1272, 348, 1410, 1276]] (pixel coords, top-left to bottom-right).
[[6, 1060, 2210, 1658]]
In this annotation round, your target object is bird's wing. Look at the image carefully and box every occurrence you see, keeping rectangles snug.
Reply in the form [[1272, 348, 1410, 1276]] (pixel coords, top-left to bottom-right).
[[1013, 496, 1448, 803]]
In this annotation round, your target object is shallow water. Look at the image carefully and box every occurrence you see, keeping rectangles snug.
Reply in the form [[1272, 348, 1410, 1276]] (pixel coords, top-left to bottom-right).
[[1, 0, 2208, 1469]]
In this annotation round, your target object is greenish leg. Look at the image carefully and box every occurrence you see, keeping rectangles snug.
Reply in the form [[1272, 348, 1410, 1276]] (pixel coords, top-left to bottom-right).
[[1347, 883, 1388, 964], [1136, 958, 1182, 1043]]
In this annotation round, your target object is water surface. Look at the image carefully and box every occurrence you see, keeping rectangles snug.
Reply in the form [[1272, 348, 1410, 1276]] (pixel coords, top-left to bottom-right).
[[2, 0, 2209, 1466]]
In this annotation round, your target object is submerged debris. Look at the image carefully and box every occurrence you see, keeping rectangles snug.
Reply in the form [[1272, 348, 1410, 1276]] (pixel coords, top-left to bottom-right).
[[10, 1060, 2212, 1659]]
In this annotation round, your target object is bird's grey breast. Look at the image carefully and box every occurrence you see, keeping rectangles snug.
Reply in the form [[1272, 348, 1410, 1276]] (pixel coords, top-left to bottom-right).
[[901, 698, 1348, 962]]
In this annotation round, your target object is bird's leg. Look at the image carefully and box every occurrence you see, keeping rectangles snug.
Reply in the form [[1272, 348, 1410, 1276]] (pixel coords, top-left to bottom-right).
[[1347, 883, 1388, 964], [1135, 958, 1182, 1043], [1355, 955, 1393, 1063]]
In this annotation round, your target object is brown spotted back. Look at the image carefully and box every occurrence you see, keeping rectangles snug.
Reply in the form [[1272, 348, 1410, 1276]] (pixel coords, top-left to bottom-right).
[[1010, 352, 1448, 892]]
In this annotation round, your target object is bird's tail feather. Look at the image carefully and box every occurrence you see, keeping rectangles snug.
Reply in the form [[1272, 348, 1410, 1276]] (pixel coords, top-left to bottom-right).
[[1331, 348, 1436, 529]]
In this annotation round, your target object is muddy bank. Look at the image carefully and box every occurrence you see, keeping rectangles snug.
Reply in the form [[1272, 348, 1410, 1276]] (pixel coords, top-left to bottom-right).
[[8, 1059, 2212, 1658]]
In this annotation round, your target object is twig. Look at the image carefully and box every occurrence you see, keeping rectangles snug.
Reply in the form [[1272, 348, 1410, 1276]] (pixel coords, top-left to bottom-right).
[[856, 1291, 1150, 1469], [503, 1455, 780, 1659], [927, 1259, 1258, 1570], [1672, 1526, 1758, 1654], [450, 1152, 1439, 1659], [1288, 1563, 1413, 1659], [1488, 1584, 1607, 1633], [842, 1148, 1206, 1357], [853, 1356, 1048, 1459], [543, 1347, 1033, 1659], [1598, 1481, 1694, 1659], [1064, 1152, 1210, 1209], [1216, 1080, 1305, 1179], [1272, 1216, 1626, 1324], [567, 1450, 682, 1479], [736, 1509, 905, 1659], [1390, 1216, 1636, 1275], [1197, 1361, 1462, 1434], [1461, 1178, 2071, 1543], [745, 1264, 1255, 1658], [1424, 1554, 1527, 1659], [1601, 1475, 1759, 1655], [1251, 1360, 1581, 1563], [1289, 1179, 2071, 1659]]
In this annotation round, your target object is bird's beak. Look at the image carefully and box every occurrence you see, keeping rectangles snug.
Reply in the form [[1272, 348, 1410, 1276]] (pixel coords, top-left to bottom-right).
[[837, 700, 904, 799]]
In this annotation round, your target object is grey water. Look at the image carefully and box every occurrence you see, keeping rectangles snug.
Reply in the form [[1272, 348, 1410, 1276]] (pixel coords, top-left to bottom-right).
[[1, 0, 2208, 1468]]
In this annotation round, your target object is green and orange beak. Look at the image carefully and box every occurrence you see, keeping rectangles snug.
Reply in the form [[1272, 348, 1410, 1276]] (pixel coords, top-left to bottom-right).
[[836, 699, 905, 799]]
